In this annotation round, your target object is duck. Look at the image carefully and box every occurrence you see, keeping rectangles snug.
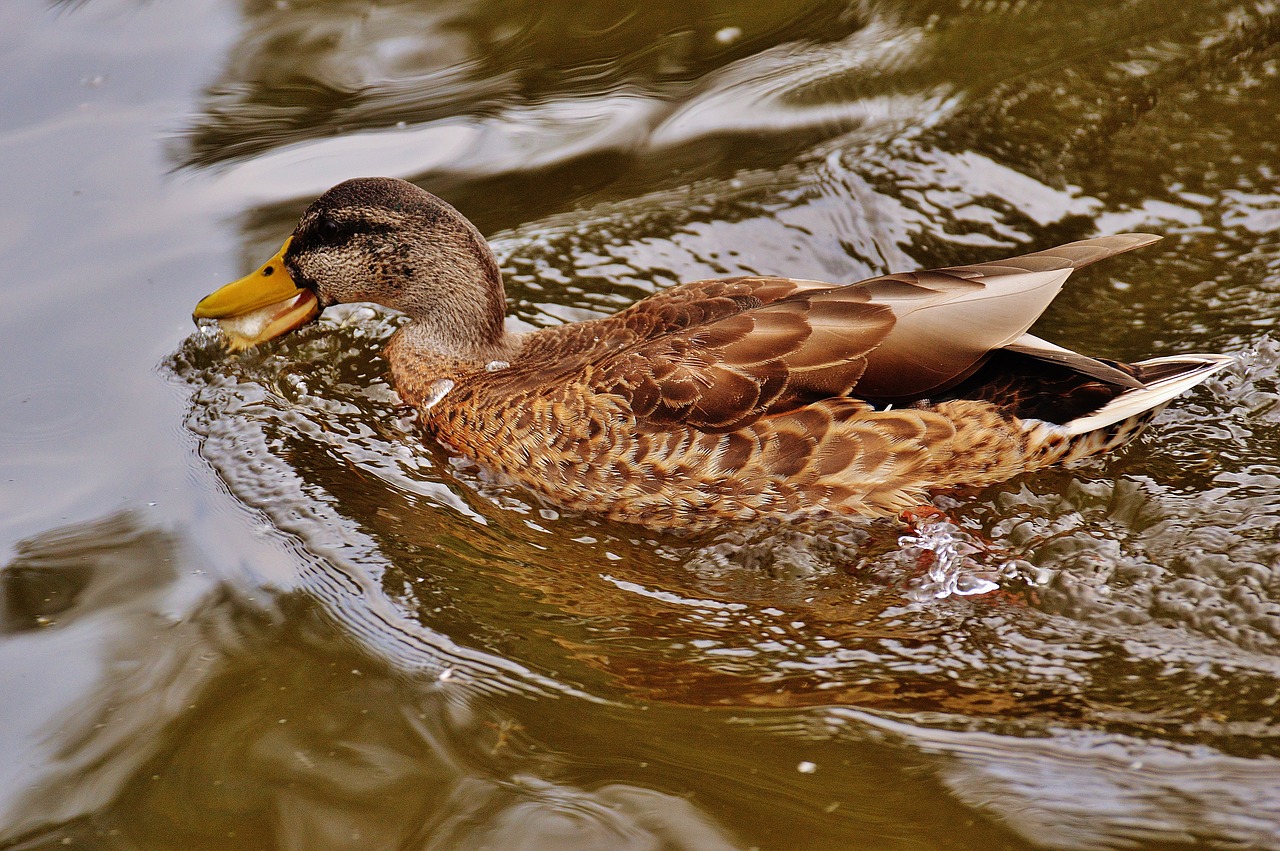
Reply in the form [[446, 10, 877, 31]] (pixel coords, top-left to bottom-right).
[[193, 177, 1231, 530]]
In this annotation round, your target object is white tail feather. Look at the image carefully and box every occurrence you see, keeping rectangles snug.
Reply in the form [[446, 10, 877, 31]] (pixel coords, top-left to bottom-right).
[[1064, 354, 1234, 435]]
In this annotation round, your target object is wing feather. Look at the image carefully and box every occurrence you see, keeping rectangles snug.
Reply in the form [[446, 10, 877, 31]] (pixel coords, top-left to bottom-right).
[[580, 234, 1161, 432], [592, 278, 894, 432]]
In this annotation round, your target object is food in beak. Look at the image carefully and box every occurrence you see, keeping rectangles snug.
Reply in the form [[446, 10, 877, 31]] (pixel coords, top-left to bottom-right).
[[192, 237, 319, 349], [206, 289, 319, 351]]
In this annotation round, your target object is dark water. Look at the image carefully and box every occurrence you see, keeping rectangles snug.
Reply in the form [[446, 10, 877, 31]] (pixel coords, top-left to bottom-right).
[[2, 0, 1280, 848]]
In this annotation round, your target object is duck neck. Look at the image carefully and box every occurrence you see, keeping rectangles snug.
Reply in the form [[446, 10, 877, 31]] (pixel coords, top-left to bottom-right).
[[399, 216, 514, 364], [394, 315, 517, 371]]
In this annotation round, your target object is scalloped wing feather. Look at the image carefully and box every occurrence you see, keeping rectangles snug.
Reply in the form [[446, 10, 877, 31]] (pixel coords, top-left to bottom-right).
[[574, 233, 1163, 433], [594, 281, 896, 432]]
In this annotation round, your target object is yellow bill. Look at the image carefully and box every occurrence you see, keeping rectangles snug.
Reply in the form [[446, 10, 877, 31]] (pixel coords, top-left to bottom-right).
[[192, 237, 320, 350]]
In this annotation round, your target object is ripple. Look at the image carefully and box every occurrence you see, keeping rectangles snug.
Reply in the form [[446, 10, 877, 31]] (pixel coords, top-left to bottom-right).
[[829, 709, 1280, 851], [0, 381, 97, 449], [155, 3, 1280, 845], [165, 316, 588, 701], [169, 158, 1280, 749]]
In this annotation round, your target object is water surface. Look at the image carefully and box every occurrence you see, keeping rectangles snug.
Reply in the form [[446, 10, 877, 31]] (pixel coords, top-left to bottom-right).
[[2, 0, 1280, 848]]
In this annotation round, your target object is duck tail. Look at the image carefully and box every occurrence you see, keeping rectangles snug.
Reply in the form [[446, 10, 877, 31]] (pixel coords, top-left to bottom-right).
[[1061, 353, 1234, 436]]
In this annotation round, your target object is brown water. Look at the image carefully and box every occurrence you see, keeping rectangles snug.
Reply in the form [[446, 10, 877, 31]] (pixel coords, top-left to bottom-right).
[[2, 0, 1280, 848]]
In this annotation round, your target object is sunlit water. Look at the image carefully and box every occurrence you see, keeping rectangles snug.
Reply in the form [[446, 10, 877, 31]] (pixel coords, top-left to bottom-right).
[[3, 0, 1280, 848]]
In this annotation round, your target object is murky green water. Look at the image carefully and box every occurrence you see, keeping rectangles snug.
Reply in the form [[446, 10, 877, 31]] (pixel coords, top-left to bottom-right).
[[2, 0, 1280, 847]]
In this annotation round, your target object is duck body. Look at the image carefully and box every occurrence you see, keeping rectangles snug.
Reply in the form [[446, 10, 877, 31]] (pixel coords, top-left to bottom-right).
[[194, 178, 1231, 530]]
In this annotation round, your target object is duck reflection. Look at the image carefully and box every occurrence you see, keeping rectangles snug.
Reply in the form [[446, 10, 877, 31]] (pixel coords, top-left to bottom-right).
[[167, 326, 1090, 721]]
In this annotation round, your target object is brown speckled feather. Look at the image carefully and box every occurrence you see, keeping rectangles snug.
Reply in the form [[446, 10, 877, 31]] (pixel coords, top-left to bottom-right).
[[388, 234, 1225, 529]]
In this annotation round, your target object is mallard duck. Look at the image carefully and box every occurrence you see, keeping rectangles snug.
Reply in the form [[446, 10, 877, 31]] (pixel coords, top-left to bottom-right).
[[193, 177, 1230, 530]]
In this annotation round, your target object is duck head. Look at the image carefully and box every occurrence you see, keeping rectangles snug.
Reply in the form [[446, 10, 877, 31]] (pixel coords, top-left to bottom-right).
[[193, 177, 507, 358]]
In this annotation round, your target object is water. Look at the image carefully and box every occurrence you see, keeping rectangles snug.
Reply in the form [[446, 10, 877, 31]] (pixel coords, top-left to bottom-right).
[[2, 0, 1280, 848]]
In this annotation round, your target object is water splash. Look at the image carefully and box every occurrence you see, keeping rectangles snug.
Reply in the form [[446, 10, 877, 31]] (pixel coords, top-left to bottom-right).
[[895, 517, 1008, 600]]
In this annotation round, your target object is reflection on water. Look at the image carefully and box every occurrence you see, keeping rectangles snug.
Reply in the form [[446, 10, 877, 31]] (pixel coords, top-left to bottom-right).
[[184, 0, 898, 172], [0, 515, 739, 850], [0, 514, 203, 842], [186, 0, 952, 229], [7, 0, 1280, 847], [160, 309, 1280, 846], [828, 709, 1280, 849]]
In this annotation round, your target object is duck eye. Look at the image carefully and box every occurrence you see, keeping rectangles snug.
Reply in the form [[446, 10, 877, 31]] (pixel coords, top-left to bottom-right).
[[314, 216, 341, 242]]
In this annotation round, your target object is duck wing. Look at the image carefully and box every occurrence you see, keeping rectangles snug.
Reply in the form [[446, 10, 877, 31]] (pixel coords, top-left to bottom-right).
[[592, 277, 895, 432], [591, 234, 1161, 432]]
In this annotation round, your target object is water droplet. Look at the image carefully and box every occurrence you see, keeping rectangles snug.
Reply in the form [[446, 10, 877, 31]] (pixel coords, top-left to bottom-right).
[[423, 378, 455, 409], [485, 360, 510, 372], [953, 574, 1000, 596], [715, 26, 742, 44], [797, 761, 817, 774]]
